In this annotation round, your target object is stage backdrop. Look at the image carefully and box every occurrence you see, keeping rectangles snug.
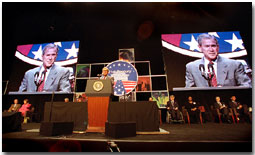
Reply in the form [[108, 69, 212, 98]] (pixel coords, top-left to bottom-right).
[[162, 31, 252, 91], [8, 41, 80, 93]]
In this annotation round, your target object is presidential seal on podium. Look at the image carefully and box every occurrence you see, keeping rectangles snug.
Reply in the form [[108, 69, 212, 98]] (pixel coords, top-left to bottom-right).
[[93, 81, 104, 92]]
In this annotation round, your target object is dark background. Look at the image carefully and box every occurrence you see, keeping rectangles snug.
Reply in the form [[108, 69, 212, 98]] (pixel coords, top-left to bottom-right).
[[2, 2, 252, 90]]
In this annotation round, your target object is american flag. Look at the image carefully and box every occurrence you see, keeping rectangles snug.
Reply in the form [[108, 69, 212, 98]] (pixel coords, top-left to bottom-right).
[[107, 60, 138, 96], [114, 80, 126, 95], [161, 31, 247, 58], [15, 40, 80, 66]]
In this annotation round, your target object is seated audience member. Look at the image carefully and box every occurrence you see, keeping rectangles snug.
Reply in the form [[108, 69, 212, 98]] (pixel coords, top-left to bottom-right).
[[7, 99, 21, 112], [185, 96, 200, 123], [75, 94, 88, 102], [213, 96, 231, 123], [229, 96, 251, 123], [18, 99, 32, 118], [166, 95, 181, 121], [77, 95, 83, 102], [64, 98, 70, 103]]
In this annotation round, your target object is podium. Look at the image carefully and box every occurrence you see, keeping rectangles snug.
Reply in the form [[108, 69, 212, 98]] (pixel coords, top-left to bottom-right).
[[85, 79, 113, 132]]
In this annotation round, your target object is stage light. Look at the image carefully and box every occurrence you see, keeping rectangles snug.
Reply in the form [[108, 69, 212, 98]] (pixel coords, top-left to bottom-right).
[[137, 20, 154, 41]]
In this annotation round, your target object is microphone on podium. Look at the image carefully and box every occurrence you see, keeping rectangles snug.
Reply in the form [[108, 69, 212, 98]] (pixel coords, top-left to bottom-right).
[[208, 63, 214, 77], [34, 72, 40, 86], [34, 71, 46, 87], [199, 64, 205, 77]]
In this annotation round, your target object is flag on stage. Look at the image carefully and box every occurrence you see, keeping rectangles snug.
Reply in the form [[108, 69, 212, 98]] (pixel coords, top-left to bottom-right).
[[114, 80, 127, 96], [162, 31, 247, 58]]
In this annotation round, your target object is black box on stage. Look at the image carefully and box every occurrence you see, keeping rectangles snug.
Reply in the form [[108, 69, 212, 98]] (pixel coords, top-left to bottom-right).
[[105, 122, 136, 138], [40, 122, 74, 136], [2, 112, 23, 133]]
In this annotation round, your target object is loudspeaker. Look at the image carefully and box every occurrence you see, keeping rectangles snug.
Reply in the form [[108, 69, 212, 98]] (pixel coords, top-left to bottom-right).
[[2, 112, 23, 133], [105, 122, 136, 138], [40, 122, 74, 136]]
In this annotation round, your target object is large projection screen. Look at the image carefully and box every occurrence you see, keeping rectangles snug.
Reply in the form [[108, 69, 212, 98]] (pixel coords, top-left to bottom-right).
[[162, 31, 252, 91], [8, 41, 80, 93]]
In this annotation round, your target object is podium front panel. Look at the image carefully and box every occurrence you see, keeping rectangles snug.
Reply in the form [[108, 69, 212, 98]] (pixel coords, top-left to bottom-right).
[[85, 79, 113, 97]]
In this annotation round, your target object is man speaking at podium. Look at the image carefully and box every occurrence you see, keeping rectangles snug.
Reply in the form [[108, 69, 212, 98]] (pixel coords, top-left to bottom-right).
[[18, 44, 71, 93], [100, 67, 114, 86], [185, 33, 251, 88]]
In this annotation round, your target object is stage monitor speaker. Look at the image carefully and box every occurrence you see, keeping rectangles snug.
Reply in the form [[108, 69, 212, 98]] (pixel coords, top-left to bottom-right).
[[40, 122, 74, 136], [105, 122, 136, 138], [2, 112, 23, 133]]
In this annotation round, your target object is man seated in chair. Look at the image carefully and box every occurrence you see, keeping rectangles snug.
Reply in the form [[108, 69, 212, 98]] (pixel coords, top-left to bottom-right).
[[166, 95, 181, 121], [214, 96, 231, 123], [185, 96, 200, 123], [64, 98, 70, 103], [229, 96, 251, 123], [7, 99, 21, 112]]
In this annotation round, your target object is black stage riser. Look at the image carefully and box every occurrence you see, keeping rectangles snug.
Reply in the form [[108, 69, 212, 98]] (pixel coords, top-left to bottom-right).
[[105, 122, 136, 138], [40, 122, 74, 136], [2, 112, 23, 133]]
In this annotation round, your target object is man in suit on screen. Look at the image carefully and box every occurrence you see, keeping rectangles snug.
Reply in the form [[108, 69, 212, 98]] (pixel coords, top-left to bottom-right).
[[18, 43, 71, 93], [185, 33, 251, 88]]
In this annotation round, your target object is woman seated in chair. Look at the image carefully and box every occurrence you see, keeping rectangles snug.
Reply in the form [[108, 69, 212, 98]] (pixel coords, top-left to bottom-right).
[[18, 99, 32, 119], [185, 96, 200, 123], [166, 95, 181, 121]]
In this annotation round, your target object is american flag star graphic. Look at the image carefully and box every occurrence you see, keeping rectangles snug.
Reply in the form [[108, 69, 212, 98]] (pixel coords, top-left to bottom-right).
[[161, 31, 247, 59], [107, 60, 138, 96], [15, 40, 80, 66]]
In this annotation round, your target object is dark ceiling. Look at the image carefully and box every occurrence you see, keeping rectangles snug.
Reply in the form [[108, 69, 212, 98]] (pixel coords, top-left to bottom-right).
[[2, 2, 252, 81]]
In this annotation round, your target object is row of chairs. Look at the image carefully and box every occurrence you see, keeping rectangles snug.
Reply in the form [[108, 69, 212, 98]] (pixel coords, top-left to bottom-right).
[[165, 105, 251, 125], [165, 106, 205, 124], [211, 104, 251, 124]]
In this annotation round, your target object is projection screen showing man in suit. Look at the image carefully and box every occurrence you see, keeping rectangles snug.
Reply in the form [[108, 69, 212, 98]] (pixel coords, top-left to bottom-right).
[[13, 41, 79, 93], [185, 33, 251, 88], [161, 31, 252, 90]]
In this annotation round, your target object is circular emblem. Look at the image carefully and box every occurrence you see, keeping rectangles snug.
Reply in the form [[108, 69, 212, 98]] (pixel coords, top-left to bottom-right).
[[107, 60, 138, 96], [93, 81, 104, 92]]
